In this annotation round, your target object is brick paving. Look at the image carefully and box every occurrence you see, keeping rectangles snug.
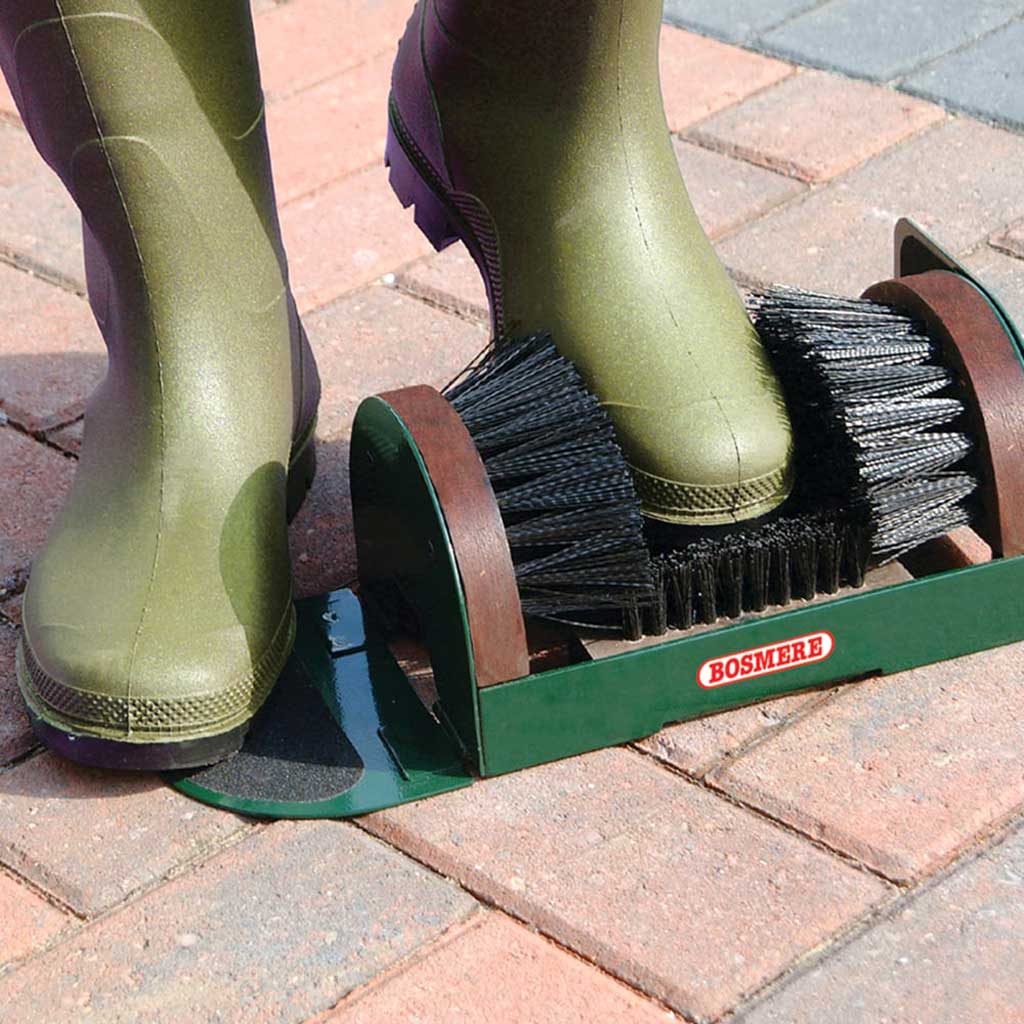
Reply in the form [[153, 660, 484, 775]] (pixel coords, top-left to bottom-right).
[[667, 0, 1024, 130], [0, 3, 1022, 1022]]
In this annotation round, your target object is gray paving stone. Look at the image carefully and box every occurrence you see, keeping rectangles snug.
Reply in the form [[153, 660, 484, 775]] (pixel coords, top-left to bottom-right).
[[760, 0, 1024, 82], [965, 245, 1024, 329], [663, 0, 823, 44], [740, 821, 1024, 1024], [904, 19, 1024, 131]]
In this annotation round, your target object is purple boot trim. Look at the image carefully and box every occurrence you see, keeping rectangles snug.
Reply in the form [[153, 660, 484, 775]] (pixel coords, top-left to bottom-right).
[[385, 120, 460, 253], [385, 117, 506, 334]]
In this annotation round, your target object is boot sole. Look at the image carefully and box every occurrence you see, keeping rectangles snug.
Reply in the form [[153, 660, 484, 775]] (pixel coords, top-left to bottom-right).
[[385, 100, 504, 330], [19, 428, 318, 772], [25, 706, 251, 771]]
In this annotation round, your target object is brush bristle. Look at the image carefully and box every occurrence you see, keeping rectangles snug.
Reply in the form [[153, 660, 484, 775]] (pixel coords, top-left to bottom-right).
[[444, 335, 656, 619], [750, 286, 977, 560], [638, 287, 979, 638], [442, 288, 977, 639], [644, 511, 871, 634]]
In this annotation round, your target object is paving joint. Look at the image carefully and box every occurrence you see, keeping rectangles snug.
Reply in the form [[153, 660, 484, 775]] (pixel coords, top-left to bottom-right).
[[688, 97, 948, 184], [990, 229, 1024, 261], [0, 419, 79, 462], [0, 816, 270, 981], [702, 115, 954, 248], [0, 743, 43, 779], [633, 684, 842, 782], [319, 909, 491, 1018], [0, 859, 83, 928], [666, 11, 1024, 134], [0, 249, 86, 299], [890, 15, 1024, 91], [630, 740, 902, 889], [731, 803, 1024, 1021], [350, 816, 698, 1023], [388, 273, 489, 327]]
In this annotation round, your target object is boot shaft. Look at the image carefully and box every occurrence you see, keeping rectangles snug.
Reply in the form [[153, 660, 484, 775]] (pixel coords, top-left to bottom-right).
[[0, 1, 317, 439], [390, 0, 795, 525], [432, 0, 665, 85], [0, 1, 288, 346]]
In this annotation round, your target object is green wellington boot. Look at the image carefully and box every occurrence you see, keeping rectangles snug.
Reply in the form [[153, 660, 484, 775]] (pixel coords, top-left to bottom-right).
[[0, 1, 319, 769], [387, 0, 794, 525]]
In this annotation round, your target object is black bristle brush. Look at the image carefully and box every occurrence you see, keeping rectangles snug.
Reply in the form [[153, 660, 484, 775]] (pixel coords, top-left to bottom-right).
[[639, 286, 978, 638], [442, 334, 657, 625], [438, 291, 979, 641]]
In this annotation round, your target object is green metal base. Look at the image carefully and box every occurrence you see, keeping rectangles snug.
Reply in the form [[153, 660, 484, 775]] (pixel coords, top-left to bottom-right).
[[171, 555, 1024, 818], [169, 219, 1024, 819], [477, 557, 1024, 775], [171, 590, 473, 819]]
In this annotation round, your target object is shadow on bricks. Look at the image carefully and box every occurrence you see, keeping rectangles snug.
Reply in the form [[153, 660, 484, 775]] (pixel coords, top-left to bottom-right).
[[1, 351, 107, 434]]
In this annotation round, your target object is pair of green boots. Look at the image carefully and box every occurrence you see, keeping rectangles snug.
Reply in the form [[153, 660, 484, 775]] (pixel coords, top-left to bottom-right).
[[3, 0, 794, 769]]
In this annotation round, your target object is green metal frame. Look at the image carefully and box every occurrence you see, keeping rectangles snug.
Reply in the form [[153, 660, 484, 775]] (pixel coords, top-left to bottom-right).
[[477, 557, 1024, 775], [171, 220, 1024, 818]]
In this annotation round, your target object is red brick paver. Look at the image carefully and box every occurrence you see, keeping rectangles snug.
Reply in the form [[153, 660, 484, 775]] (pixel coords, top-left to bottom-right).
[[0, 8, 1022, 1022], [364, 748, 888, 1021], [301, 284, 486, 440], [0, 70, 17, 123], [720, 118, 1024, 292], [659, 27, 793, 133], [674, 139, 805, 239], [325, 913, 677, 1024], [0, 615, 32, 765], [0, 821, 477, 1023], [255, 0, 410, 101], [0, 428, 74, 584], [266, 51, 392, 204], [0, 121, 83, 290], [0, 261, 104, 433], [282, 165, 434, 314], [0, 753, 251, 917], [966, 243, 1024, 327], [691, 70, 945, 184], [286, 284, 486, 596], [0, 871, 68, 968], [710, 642, 1024, 883], [743, 821, 1024, 1024]]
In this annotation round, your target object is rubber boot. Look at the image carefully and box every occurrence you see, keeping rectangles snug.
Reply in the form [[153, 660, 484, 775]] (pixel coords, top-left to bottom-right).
[[387, 0, 794, 526], [0, 1, 320, 769]]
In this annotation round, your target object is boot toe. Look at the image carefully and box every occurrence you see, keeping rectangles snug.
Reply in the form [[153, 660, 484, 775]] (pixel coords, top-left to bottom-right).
[[18, 601, 293, 744], [612, 396, 794, 525]]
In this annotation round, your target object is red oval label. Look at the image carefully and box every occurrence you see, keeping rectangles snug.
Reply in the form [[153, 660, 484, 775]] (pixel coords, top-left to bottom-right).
[[697, 631, 835, 689]]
